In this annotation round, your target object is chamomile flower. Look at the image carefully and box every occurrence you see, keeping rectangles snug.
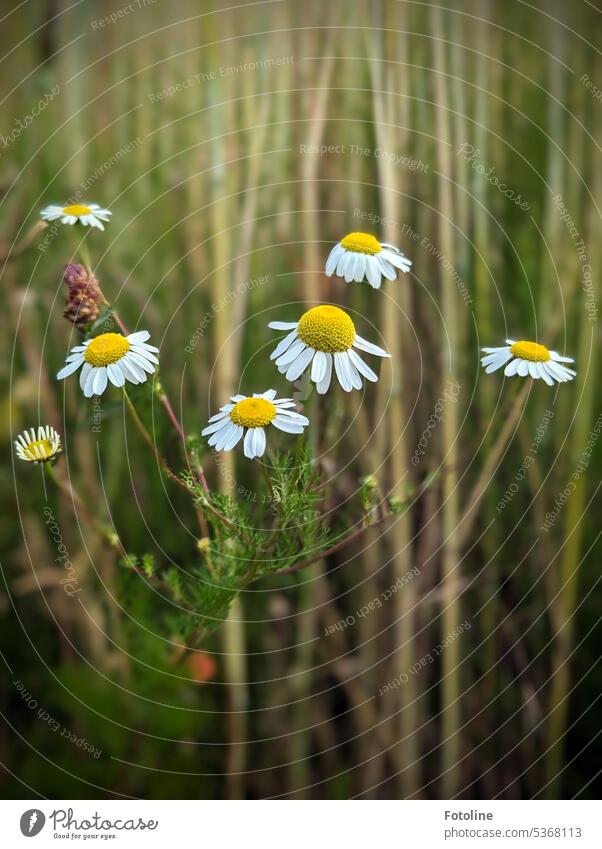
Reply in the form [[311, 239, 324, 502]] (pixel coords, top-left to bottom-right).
[[40, 203, 111, 231], [481, 339, 576, 386], [268, 304, 390, 394], [56, 331, 159, 397], [325, 232, 411, 289], [15, 426, 61, 464], [202, 390, 309, 459]]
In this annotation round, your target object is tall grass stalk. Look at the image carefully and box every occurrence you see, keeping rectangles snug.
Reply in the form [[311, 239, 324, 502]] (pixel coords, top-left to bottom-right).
[[432, 5, 462, 798]]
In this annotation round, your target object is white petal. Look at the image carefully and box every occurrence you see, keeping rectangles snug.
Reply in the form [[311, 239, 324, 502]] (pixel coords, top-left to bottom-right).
[[121, 359, 146, 384], [529, 362, 541, 379], [222, 424, 244, 451], [516, 359, 530, 377], [353, 334, 390, 358], [540, 365, 554, 386], [484, 357, 508, 374], [92, 367, 108, 395], [316, 354, 333, 394], [334, 352, 353, 392], [276, 339, 306, 368], [56, 357, 83, 380], [127, 331, 151, 344], [243, 429, 255, 458], [77, 363, 91, 390], [325, 244, 344, 276], [346, 356, 363, 389], [549, 351, 575, 363], [276, 410, 309, 425], [268, 321, 298, 330], [348, 348, 378, 382], [215, 421, 239, 451], [202, 418, 230, 436], [261, 389, 278, 400], [107, 363, 126, 387], [365, 256, 381, 289], [127, 351, 156, 374], [482, 346, 510, 354], [311, 350, 328, 383], [336, 249, 350, 278], [381, 249, 411, 272], [252, 427, 266, 457], [504, 359, 521, 377], [270, 329, 298, 360], [285, 346, 315, 381], [377, 255, 397, 280], [84, 367, 99, 397], [272, 416, 305, 434], [130, 345, 159, 364]]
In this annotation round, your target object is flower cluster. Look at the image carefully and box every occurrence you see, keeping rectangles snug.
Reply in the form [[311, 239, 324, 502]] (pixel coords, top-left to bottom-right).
[[16, 207, 578, 472]]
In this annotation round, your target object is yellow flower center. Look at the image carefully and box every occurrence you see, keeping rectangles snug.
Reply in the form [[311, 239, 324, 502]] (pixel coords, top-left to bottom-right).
[[84, 333, 130, 367], [24, 439, 54, 461], [62, 204, 92, 216], [297, 305, 355, 353], [340, 232, 381, 255], [230, 397, 277, 428], [510, 340, 550, 362]]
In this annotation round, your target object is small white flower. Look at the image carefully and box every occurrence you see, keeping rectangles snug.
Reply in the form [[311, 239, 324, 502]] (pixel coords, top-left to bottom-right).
[[15, 426, 61, 463], [201, 390, 309, 459], [268, 304, 390, 394], [56, 331, 159, 397], [325, 232, 411, 289], [481, 339, 576, 386], [40, 203, 112, 231]]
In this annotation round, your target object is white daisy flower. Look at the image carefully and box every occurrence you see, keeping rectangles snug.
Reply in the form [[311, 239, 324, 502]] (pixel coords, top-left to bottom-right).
[[481, 339, 576, 386], [40, 203, 112, 231], [201, 390, 309, 459], [15, 425, 61, 464], [325, 232, 411, 289], [268, 304, 390, 394], [56, 331, 159, 397]]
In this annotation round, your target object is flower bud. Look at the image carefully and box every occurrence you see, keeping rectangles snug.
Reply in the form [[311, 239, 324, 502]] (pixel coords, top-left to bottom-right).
[[63, 263, 102, 326]]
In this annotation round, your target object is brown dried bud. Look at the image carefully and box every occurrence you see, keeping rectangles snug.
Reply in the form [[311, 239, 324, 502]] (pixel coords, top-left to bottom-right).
[[63, 263, 102, 326]]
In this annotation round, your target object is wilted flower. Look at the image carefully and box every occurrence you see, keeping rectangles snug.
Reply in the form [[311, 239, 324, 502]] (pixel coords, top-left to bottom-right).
[[15, 426, 61, 464], [40, 203, 111, 230], [481, 339, 576, 385], [57, 331, 159, 397], [63, 263, 103, 327], [202, 390, 309, 459], [325, 232, 411, 289], [269, 305, 390, 393]]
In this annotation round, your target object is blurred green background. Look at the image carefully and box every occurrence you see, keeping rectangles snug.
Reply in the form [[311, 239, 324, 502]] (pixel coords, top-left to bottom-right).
[[1, 0, 600, 799]]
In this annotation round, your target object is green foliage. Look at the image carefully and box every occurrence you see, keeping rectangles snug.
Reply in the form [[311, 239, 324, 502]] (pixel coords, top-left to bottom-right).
[[121, 445, 370, 646]]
